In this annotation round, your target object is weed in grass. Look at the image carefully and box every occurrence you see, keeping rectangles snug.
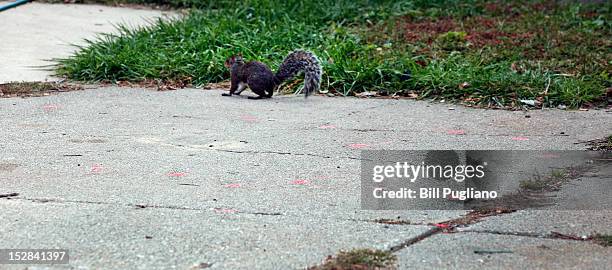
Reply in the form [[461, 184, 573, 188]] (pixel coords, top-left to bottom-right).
[[57, 0, 611, 108], [308, 248, 397, 270]]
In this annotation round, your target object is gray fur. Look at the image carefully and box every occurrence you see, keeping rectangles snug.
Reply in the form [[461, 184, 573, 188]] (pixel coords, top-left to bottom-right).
[[275, 50, 322, 97], [222, 50, 322, 99]]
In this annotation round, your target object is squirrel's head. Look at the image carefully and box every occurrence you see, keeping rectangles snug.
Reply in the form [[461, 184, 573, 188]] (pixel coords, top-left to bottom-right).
[[224, 54, 244, 68]]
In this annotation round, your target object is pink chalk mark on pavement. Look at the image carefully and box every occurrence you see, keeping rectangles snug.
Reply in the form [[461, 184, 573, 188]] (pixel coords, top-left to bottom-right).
[[347, 143, 370, 149], [91, 164, 103, 173], [542, 153, 560, 159], [213, 208, 238, 214], [240, 115, 258, 122], [511, 136, 529, 141], [447, 129, 466, 135], [291, 179, 309, 185], [167, 171, 187, 177], [224, 183, 242, 188], [42, 104, 59, 112], [318, 124, 336, 129]]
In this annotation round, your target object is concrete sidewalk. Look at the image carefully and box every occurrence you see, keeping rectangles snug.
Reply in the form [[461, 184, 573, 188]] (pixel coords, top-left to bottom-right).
[[0, 2, 174, 83], [0, 88, 610, 269]]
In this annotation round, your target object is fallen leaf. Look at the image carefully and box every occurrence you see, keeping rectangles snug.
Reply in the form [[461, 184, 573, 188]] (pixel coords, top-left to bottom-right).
[[520, 100, 537, 106], [355, 91, 379, 98], [405, 92, 419, 99]]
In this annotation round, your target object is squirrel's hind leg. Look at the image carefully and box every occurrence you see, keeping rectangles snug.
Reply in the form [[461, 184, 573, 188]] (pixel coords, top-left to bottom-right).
[[247, 82, 272, 99], [234, 82, 247, 95]]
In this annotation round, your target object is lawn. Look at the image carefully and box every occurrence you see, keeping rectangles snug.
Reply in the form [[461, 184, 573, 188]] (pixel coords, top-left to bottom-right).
[[56, 0, 611, 108]]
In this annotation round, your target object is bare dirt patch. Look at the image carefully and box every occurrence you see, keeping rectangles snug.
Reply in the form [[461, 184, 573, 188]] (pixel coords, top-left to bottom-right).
[[308, 248, 397, 270], [0, 82, 83, 98], [583, 135, 612, 152]]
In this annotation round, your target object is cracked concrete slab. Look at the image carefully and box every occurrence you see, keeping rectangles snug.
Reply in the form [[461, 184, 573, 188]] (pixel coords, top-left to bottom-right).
[[467, 210, 612, 237], [0, 87, 610, 269], [0, 199, 432, 270], [396, 232, 612, 270], [0, 2, 176, 83]]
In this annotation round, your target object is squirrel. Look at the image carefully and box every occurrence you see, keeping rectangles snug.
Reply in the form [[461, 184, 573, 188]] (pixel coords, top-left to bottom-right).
[[222, 50, 322, 99]]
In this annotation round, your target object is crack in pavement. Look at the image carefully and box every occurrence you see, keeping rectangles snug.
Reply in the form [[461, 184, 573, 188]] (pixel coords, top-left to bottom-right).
[[385, 208, 517, 253], [3, 197, 285, 217], [388, 226, 443, 252], [133, 136, 370, 161], [331, 101, 399, 121], [211, 148, 366, 160], [384, 207, 606, 254], [457, 229, 597, 243]]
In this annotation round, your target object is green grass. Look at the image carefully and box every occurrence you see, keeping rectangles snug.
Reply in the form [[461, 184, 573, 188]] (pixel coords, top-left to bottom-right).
[[592, 234, 612, 247], [56, 0, 611, 108], [519, 165, 591, 191]]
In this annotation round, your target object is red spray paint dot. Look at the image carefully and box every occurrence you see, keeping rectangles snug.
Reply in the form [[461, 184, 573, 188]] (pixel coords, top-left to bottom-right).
[[447, 129, 466, 135], [43, 104, 59, 112], [91, 164, 103, 173], [224, 183, 242, 188], [318, 124, 336, 129], [347, 143, 370, 149], [167, 171, 187, 177], [434, 223, 451, 229], [213, 208, 238, 214], [291, 179, 309, 185], [240, 115, 258, 122]]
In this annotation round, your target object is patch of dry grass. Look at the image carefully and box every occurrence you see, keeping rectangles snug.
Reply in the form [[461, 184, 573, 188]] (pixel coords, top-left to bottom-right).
[[0, 82, 83, 98]]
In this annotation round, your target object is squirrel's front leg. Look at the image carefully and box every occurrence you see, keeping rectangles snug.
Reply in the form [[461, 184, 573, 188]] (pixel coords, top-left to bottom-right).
[[222, 76, 240, 96]]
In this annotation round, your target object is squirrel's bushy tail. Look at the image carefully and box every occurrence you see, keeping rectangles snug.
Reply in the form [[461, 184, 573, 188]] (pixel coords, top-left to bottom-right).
[[275, 50, 322, 97]]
